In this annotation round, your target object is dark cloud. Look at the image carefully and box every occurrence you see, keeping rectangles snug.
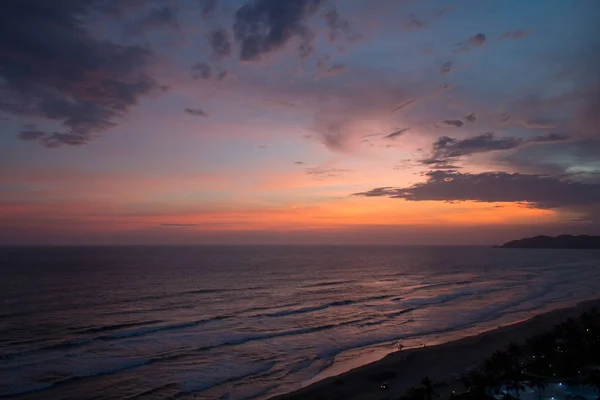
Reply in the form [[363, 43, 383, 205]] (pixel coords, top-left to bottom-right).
[[324, 6, 357, 42], [140, 5, 179, 31], [209, 28, 232, 59], [294, 161, 305, 165], [440, 62, 452, 75], [498, 30, 532, 40], [432, 133, 521, 158], [17, 124, 89, 148], [527, 133, 569, 143], [17, 125, 47, 142], [191, 62, 212, 79], [392, 99, 416, 113], [443, 120, 464, 128], [454, 33, 486, 53], [353, 170, 600, 211], [422, 132, 568, 164], [317, 63, 346, 78], [0, 0, 159, 147], [405, 17, 426, 31], [201, 0, 219, 18], [511, 119, 555, 129], [305, 167, 349, 179], [217, 70, 228, 81], [385, 128, 410, 139], [184, 108, 209, 117], [435, 7, 453, 18], [468, 33, 486, 47], [465, 113, 476, 123], [419, 158, 463, 169], [499, 140, 600, 178], [161, 223, 199, 227], [233, 0, 322, 61]]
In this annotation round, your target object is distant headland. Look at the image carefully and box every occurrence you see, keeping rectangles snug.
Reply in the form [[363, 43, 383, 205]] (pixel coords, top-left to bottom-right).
[[500, 234, 600, 249]]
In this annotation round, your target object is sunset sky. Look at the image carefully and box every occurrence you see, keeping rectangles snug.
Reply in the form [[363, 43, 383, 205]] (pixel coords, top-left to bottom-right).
[[1, 0, 599, 245]]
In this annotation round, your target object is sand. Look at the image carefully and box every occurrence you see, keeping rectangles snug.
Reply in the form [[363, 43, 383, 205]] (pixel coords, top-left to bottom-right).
[[270, 298, 600, 400]]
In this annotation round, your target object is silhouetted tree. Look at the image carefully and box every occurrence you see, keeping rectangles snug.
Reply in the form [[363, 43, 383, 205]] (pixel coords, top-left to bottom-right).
[[420, 376, 438, 400], [528, 375, 547, 400], [585, 372, 600, 398]]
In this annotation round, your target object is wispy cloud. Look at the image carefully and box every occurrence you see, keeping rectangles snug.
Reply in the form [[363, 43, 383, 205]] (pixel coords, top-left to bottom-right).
[[420, 132, 568, 165], [184, 108, 209, 117]]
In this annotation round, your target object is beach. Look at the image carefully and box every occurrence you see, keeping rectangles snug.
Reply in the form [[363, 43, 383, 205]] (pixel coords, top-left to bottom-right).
[[272, 298, 600, 400]]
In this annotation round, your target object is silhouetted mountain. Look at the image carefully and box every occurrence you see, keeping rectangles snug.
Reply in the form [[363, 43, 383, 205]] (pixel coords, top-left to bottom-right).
[[500, 235, 600, 249]]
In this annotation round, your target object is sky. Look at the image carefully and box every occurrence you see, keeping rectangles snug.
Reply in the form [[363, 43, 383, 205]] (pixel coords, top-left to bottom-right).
[[0, 0, 599, 245]]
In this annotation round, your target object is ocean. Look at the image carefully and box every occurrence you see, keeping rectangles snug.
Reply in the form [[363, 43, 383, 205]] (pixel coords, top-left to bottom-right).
[[1, 246, 599, 399]]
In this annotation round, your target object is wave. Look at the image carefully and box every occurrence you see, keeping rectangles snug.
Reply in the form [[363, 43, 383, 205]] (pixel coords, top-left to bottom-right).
[[181, 361, 276, 393], [107, 316, 229, 339], [384, 307, 417, 318], [0, 315, 230, 361], [73, 359, 150, 378], [0, 383, 53, 397], [76, 320, 163, 334], [119, 383, 179, 400], [302, 280, 355, 288], [257, 295, 394, 318], [0, 359, 149, 397]]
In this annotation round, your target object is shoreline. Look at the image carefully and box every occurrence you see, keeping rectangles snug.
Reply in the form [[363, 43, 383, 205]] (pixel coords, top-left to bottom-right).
[[270, 297, 600, 400]]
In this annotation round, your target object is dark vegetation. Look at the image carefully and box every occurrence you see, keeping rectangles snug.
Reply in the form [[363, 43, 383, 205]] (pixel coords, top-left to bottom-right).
[[397, 308, 600, 399]]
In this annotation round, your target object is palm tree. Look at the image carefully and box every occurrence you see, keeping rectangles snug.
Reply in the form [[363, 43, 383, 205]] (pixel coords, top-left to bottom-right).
[[507, 342, 523, 360], [528, 375, 547, 400], [404, 386, 425, 400], [585, 372, 600, 398], [461, 370, 492, 399], [420, 376, 438, 400], [506, 371, 526, 400]]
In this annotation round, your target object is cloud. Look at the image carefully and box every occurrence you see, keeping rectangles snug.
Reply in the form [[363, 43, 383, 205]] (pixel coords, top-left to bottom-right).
[[191, 62, 212, 79], [17, 126, 89, 148], [404, 16, 426, 31], [499, 139, 600, 177], [421, 132, 567, 164], [468, 33, 486, 47], [1, 0, 159, 147], [317, 62, 346, 78], [233, 0, 322, 60], [465, 113, 476, 123], [353, 170, 600, 211], [217, 70, 228, 81], [527, 133, 569, 143], [443, 120, 464, 128], [208, 28, 232, 59], [419, 158, 463, 169], [511, 119, 555, 129], [294, 161, 305, 165], [305, 167, 349, 179], [498, 30, 532, 40], [184, 108, 209, 117], [440, 62, 452, 75], [385, 128, 410, 139], [17, 125, 48, 142], [139, 5, 179, 31], [323, 6, 357, 42], [454, 33, 486, 52], [160, 223, 199, 227], [201, 0, 219, 18]]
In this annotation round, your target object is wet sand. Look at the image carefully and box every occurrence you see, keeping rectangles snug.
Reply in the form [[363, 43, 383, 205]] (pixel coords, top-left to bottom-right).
[[270, 298, 600, 400]]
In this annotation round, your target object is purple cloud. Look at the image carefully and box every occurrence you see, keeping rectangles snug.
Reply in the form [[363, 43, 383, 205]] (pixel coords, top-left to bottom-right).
[[354, 170, 600, 211]]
